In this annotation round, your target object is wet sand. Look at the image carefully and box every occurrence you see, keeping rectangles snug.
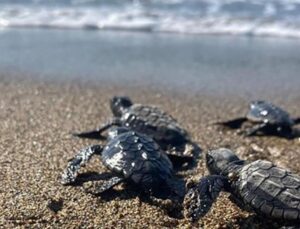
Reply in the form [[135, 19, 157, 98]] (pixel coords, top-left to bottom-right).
[[1, 77, 300, 228]]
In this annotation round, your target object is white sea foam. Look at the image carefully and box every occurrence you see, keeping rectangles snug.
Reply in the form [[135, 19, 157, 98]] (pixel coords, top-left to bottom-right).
[[0, 0, 300, 38]]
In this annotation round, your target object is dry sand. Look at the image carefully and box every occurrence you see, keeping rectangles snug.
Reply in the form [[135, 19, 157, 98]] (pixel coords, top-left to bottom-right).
[[1, 77, 300, 228]]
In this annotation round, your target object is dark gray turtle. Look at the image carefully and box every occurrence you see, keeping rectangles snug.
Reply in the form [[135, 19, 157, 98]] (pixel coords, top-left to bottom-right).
[[184, 148, 300, 224], [217, 100, 300, 138], [73, 96, 201, 167], [62, 127, 182, 198]]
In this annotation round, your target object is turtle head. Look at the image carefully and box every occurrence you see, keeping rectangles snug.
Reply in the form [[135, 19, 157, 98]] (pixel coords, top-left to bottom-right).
[[107, 127, 131, 140], [110, 96, 133, 117], [206, 148, 241, 175]]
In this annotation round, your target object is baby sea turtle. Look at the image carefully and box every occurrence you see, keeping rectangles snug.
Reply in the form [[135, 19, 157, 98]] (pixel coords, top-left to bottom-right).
[[62, 127, 182, 198], [73, 96, 201, 167], [184, 148, 300, 224], [217, 100, 300, 138]]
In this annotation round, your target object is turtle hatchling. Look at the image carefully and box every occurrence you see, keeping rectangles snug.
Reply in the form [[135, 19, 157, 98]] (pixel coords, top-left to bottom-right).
[[73, 96, 201, 167], [216, 100, 300, 138], [62, 127, 182, 198], [184, 148, 300, 224]]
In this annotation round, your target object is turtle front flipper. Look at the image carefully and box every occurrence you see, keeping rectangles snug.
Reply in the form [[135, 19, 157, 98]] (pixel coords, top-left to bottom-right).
[[84, 176, 124, 195], [184, 175, 228, 222], [61, 145, 103, 185], [72, 118, 121, 140], [215, 117, 247, 129]]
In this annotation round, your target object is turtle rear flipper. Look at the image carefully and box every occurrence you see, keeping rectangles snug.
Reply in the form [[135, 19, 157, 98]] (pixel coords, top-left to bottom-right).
[[187, 141, 202, 160], [145, 178, 185, 219], [167, 154, 194, 170], [215, 117, 247, 129], [84, 176, 124, 195], [184, 175, 228, 222], [167, 177, 186, 200], [167, 141, 201, 170], [244, 123, 294, 139]]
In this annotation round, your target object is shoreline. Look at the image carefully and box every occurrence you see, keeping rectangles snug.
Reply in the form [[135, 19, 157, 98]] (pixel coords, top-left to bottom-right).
[[1, 77, 300, 228], [1, 28, 300, 100]]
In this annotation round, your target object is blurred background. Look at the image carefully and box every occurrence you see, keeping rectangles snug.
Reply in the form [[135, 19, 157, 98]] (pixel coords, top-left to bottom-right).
[[0, 0, 300, 97]]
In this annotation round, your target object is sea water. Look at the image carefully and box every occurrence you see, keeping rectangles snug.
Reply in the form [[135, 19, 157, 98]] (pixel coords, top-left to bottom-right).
[[1, 0, 300, 38]]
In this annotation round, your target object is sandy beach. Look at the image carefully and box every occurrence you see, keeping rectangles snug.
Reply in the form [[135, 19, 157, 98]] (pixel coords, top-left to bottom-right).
[[1, 76, 299, 228]]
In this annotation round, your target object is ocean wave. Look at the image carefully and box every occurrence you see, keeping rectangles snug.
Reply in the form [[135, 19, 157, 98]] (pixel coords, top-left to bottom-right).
[[1, 0, 300, 38]]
